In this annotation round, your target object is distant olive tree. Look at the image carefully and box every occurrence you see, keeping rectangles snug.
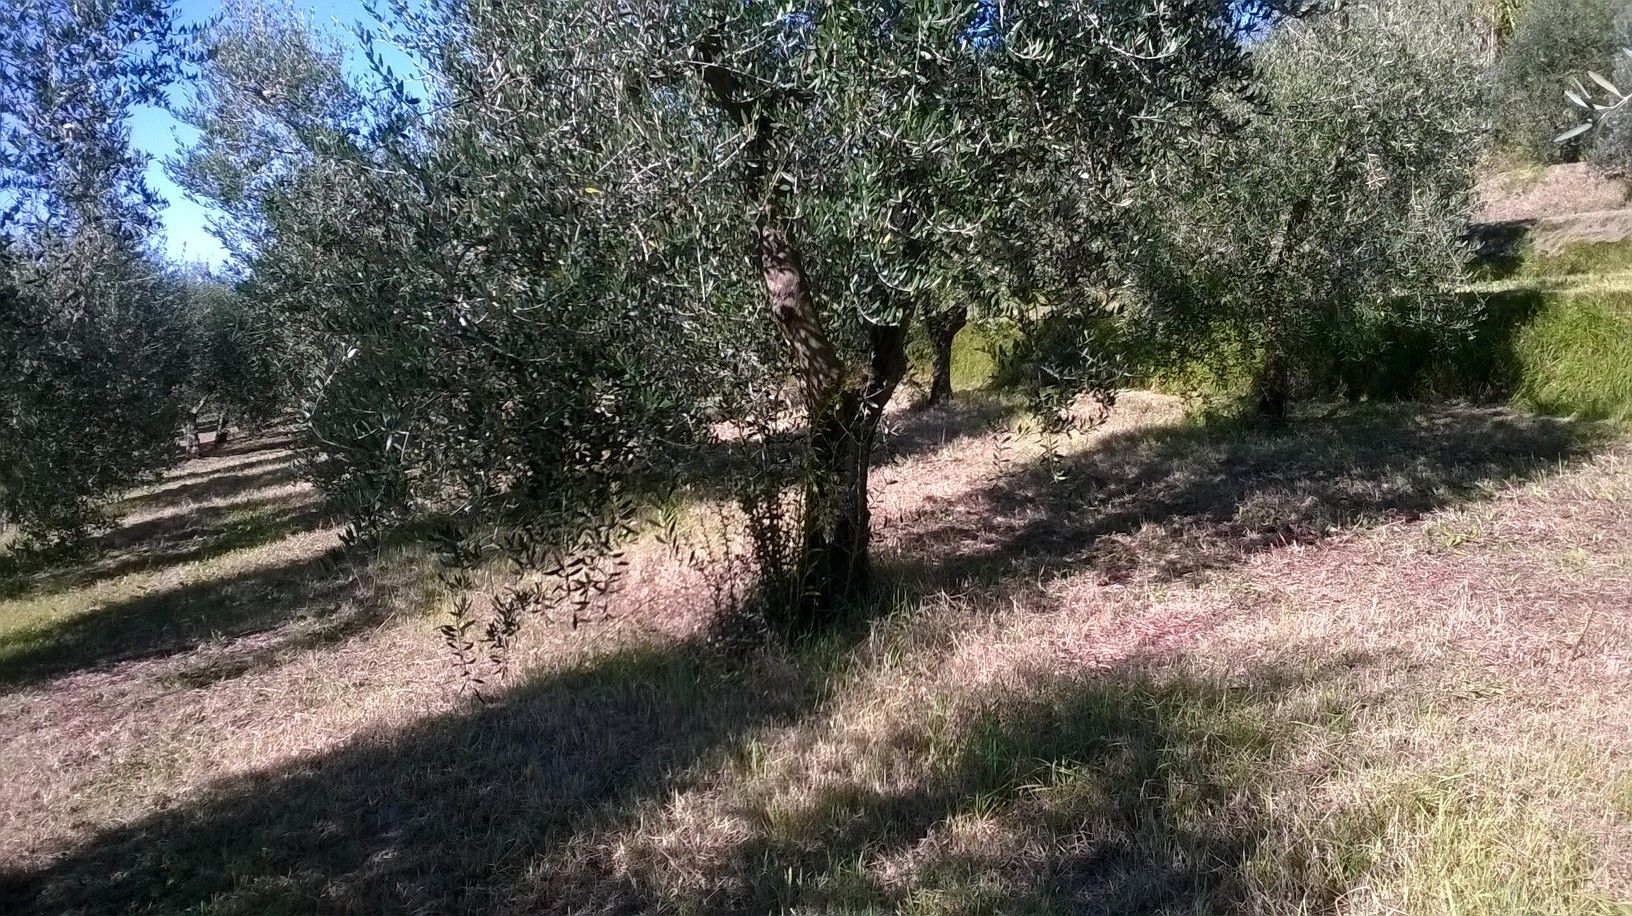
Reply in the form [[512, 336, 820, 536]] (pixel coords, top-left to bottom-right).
[[171, 273, 290, 457], [1492, 0, 1619, 162], [0, 0, 193, 542], [1131, 0, 1487, 422]]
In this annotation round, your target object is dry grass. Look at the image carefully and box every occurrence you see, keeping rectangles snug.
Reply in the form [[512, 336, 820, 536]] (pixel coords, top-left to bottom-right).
[[2, 397, 1630, 915]]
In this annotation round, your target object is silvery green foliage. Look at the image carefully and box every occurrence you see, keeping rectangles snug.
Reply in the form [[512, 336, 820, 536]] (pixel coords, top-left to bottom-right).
[[1491, 0, 1620, 162], [0, 0, 192, 542], [190, 0, 1278, 640], [1582, 8, 1632, 174], [181, 2, 759, 604], [168, 0, 369, 261], [423, 0, 1269, 623], [1130, 0, 1487, 415]]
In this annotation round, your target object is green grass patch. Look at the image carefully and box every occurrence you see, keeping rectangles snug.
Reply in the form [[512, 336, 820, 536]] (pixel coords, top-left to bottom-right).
[[1149, 288, 1632, 423], [1471, 236, 1632, 284], [1369, 286, 1632, 421], [906, 321, 1005, 395], [1348, 774, 1624, 916], [1522, 239, 1632, 281], [1506, 291, 1632, 420]]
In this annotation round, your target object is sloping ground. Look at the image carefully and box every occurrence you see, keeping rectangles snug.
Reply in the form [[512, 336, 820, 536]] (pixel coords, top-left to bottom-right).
[[1477, 163, 1629, 226], [1, 398, 1630, 915], [1475, 163, 1632, 262], [1452, 164, 1632, 425]]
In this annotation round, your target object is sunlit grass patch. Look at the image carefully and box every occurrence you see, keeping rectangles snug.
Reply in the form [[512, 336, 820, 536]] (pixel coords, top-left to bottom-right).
[[1507, 291, 1632, 422], [1345, 772, 1623, 916], [1522, 239, 1632, 281]]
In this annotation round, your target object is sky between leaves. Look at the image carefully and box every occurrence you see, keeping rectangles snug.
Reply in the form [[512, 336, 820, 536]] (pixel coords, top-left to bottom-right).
[[136, 0, 1275, 269], [131, 0, 419, 269]]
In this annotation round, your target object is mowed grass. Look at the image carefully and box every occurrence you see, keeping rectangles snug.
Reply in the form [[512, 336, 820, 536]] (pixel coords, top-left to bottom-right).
[[2, 398, 1631, 915]]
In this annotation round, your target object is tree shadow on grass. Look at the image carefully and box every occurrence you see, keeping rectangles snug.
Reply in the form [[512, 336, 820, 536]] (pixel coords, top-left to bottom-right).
[[876, 391, 1018, 465], [0, 496, 330, 602], [3, 625, 1363, 916], [1, 642, 820, 916], [704, 662, 1349, 914], [146, 450, 293, 489], [116, 461, 301, 514], [0, 536, 436, 691], [888, 402, 1606, 592], [212, 431, 298, 461]]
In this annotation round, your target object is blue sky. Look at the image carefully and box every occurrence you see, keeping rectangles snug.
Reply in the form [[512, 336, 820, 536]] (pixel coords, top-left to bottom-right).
[[131, 0, 408, 268]]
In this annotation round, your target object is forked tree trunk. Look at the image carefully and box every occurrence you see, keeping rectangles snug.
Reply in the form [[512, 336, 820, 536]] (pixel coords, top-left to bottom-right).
[[183, 397, 209, 459], [756, 208, 911, 624], [794, 324, 909, 620], [210, 410, 231, 456], [701, 43, 912, 625], [184, 416, 203, 459], [923, 304, 967, 407]]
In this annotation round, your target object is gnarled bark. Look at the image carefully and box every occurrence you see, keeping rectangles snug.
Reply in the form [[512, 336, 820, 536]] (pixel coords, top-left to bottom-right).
[[703, 42, 913, 624], [756, 207, 912, 623]]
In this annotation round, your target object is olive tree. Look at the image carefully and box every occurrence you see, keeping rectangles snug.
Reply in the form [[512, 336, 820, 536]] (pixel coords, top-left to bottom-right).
[[1580, 10, 1632, 174], [179, 0, 759, 632], [1130, 0, 1486, 421], [599, 0, 1265, 616], [0, 0, 193, 542], [171, 272, 290, 457], [192, 0, 1281, 633], [1491, 0, 1619, 161]]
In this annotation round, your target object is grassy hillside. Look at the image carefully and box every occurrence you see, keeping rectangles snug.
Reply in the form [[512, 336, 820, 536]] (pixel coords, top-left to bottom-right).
[[1458, 236, 1632, 421], [4, 176, 1631, 914], [3, 397, 1630, 914]]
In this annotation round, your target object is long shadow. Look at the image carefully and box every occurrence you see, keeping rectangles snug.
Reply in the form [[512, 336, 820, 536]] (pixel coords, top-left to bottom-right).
[[4, 636, 1364, 914], [705, 663, 1348, 914], [1, 497, 330, 601], [212, 432, 298, 461], [150, 451, 293, 489], [117, 462, 301, 513], [0, 540, 415, 690], [888, 402, 1605, 592], [878, 391, 1018, 465], [5, 404, 1562, 913], [1467, 218, 1537, 282], [1, 642, 819, 916]]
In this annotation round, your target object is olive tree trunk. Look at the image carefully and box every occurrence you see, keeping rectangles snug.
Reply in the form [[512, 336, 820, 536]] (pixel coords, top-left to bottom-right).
[[209, 409, 232, 456], [184, 416, 203, 459], [698, 44, 917, 624], [183, 397, 209, 459], [923, 304, 967, 407], [1254, 352, 1290, 425], [757, 209, 910, 624]]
